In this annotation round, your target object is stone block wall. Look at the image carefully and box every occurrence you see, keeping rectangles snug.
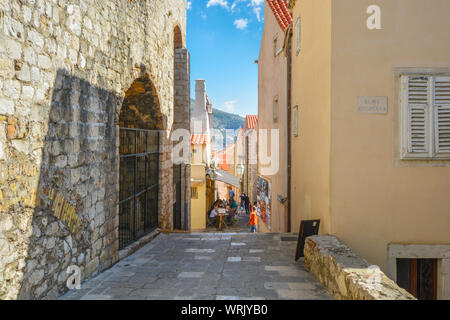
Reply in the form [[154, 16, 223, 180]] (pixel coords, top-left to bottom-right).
[[0, 0, 186, 299], [304, 235, 416, 300], [173, 47, 191, 230]]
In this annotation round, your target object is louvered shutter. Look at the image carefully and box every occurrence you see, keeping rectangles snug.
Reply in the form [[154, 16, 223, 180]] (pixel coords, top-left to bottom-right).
[[404, 76, 430, 156], [434, 77, 450, 154]]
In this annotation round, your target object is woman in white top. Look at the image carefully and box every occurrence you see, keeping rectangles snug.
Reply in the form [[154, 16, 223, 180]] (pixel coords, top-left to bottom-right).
[[209, 206, 219, 218]]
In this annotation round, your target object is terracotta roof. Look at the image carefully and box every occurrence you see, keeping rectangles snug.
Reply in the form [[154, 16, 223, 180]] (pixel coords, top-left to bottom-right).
[[267, 0, 293, 32], [191, 134, 209, 145], [215, 143, 236, 172], [245, 115, 258, 130]]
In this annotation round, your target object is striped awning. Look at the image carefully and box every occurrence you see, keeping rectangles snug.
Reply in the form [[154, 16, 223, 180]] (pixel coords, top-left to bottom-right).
[[191, 134, 209, 145], [245, 115, 258, 130]]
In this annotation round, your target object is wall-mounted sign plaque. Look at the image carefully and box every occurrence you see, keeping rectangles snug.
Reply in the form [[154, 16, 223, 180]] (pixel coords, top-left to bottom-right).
[[357, 96, 388, 114]]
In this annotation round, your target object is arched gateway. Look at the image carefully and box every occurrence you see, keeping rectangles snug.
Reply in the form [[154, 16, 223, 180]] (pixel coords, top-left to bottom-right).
[[118, 75, 163, 249]]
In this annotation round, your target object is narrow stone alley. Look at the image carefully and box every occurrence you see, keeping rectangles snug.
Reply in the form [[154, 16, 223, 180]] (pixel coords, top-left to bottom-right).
[[60, 230, 331, 300]]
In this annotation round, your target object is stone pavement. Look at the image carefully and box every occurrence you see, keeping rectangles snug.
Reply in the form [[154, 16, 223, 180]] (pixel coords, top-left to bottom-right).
[[60, 232, 331, 300]]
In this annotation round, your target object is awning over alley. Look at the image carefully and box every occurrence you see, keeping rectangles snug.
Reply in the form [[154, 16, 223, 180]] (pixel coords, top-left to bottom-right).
[[214, 170, 240, 188]]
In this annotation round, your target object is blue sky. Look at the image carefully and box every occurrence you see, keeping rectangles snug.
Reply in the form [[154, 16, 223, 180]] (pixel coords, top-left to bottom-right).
[[187, 0, 264, 117]]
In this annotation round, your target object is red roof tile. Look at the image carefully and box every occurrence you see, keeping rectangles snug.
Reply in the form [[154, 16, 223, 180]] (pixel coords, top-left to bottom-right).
[[268, 0, 293, 32], [191, 134, 209, 145], [245, 115, 258, 130]]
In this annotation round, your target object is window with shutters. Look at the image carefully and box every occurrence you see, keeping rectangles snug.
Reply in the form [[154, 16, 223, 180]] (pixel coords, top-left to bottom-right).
[[401, 75, 450, 160], [191, 187, 198, 199]]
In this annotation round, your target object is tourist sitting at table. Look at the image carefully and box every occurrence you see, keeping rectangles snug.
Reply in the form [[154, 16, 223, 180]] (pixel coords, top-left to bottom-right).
[[209, 204, 220, 228]]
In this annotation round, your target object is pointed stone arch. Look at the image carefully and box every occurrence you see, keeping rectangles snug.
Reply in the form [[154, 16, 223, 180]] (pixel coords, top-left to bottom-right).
[[174, 25, 183, 49], [119, 74, 164, 130], [117, 74, 165, 249]]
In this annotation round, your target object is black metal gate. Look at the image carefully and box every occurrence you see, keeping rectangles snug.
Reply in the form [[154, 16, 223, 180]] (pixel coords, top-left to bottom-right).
[[119, 128, 160, 250], [173, 164, 182, 230]]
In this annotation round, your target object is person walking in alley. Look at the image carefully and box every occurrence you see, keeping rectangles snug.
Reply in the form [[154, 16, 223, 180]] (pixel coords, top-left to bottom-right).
[[243, 193, 250, 215], [246, 201, 258, 233], [229, 187, 235, 200]]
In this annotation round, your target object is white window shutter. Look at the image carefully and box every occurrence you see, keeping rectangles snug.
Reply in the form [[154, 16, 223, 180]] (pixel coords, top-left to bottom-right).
[[404, 76, 430, 155], [434, 76, 450, 154]]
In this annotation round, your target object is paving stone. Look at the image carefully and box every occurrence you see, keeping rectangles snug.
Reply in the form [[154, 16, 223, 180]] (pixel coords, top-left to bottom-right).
[[61, 232, 331, 300], [217, 287, 250, 297], [243, 257, 261, 262], [177, 271, 205, 278], [195, 255, 213, 260], [264, 282, 290, 290], [80, 294, 112, 300], [102, 287, 134, 296], [216, 295, 265, 300], [250, 288, 281, 300], [276, 289, 330, 300], [227, 257, 242, 262], [185, 249, 215, 253]]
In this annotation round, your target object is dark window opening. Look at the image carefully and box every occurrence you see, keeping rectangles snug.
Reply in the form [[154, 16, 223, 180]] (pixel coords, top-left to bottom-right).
[[397, 258, 438, 300]]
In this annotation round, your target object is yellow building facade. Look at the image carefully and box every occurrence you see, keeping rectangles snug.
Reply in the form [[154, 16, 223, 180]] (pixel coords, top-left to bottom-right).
[[191, 142, 208, 230]]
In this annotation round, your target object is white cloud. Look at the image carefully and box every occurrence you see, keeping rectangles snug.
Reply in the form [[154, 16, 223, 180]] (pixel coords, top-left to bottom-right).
[[251, 0, 264, 6], [234, 18, 248, 29], [207, 0, 229, 9], [223, 100, 238, 113], [231, 0, 245, 11], [245, 0, 264, 23], [187, 1, 192, 10], [253, 6, 262, 22]]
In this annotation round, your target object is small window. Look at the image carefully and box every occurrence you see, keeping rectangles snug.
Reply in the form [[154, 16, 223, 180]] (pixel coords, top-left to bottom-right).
[[273, 97, 279, 123], [401, 75, 450, 160], [295, 17, 301, 55], [396, 258, 438, 300], [191, 187, 198, 199], [273, 35, 278, 57], [293, 105, 299, 137]]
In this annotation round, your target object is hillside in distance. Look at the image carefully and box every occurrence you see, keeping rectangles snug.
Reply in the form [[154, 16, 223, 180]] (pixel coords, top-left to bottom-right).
[[190, 99, 245, 151], [190, 99, 245, 130]]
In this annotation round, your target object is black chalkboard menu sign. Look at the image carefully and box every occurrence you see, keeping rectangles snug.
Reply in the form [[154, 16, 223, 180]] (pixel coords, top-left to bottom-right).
[[295, 219, 320, 261]]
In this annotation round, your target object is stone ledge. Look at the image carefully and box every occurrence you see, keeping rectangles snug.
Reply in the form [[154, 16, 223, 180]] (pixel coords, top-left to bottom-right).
[[304, 235, 416, 300], [118, 229, 160, 261]]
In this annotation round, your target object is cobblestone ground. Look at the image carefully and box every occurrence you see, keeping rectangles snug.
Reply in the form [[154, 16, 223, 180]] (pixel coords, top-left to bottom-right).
[[60, 231, 331, 300]]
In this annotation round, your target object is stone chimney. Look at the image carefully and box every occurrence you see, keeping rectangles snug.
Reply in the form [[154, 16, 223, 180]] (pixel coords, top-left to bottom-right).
[[192, 79, 209, 134]]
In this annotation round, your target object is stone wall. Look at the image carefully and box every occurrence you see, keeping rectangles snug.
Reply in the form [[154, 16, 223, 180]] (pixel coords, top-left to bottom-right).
[[0, 0, 186, 299], [304, 235, 416, 300], [173, 47, 191, 230]]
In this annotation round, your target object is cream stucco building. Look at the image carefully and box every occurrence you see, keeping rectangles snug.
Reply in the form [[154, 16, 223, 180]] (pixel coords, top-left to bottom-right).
[[257, 0, 292, 233], [288, 0, 450, 299]]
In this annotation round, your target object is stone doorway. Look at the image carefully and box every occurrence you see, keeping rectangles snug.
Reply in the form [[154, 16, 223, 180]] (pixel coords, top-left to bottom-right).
[[173, 164, 182, 230], [118, 76, 163, 250]]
